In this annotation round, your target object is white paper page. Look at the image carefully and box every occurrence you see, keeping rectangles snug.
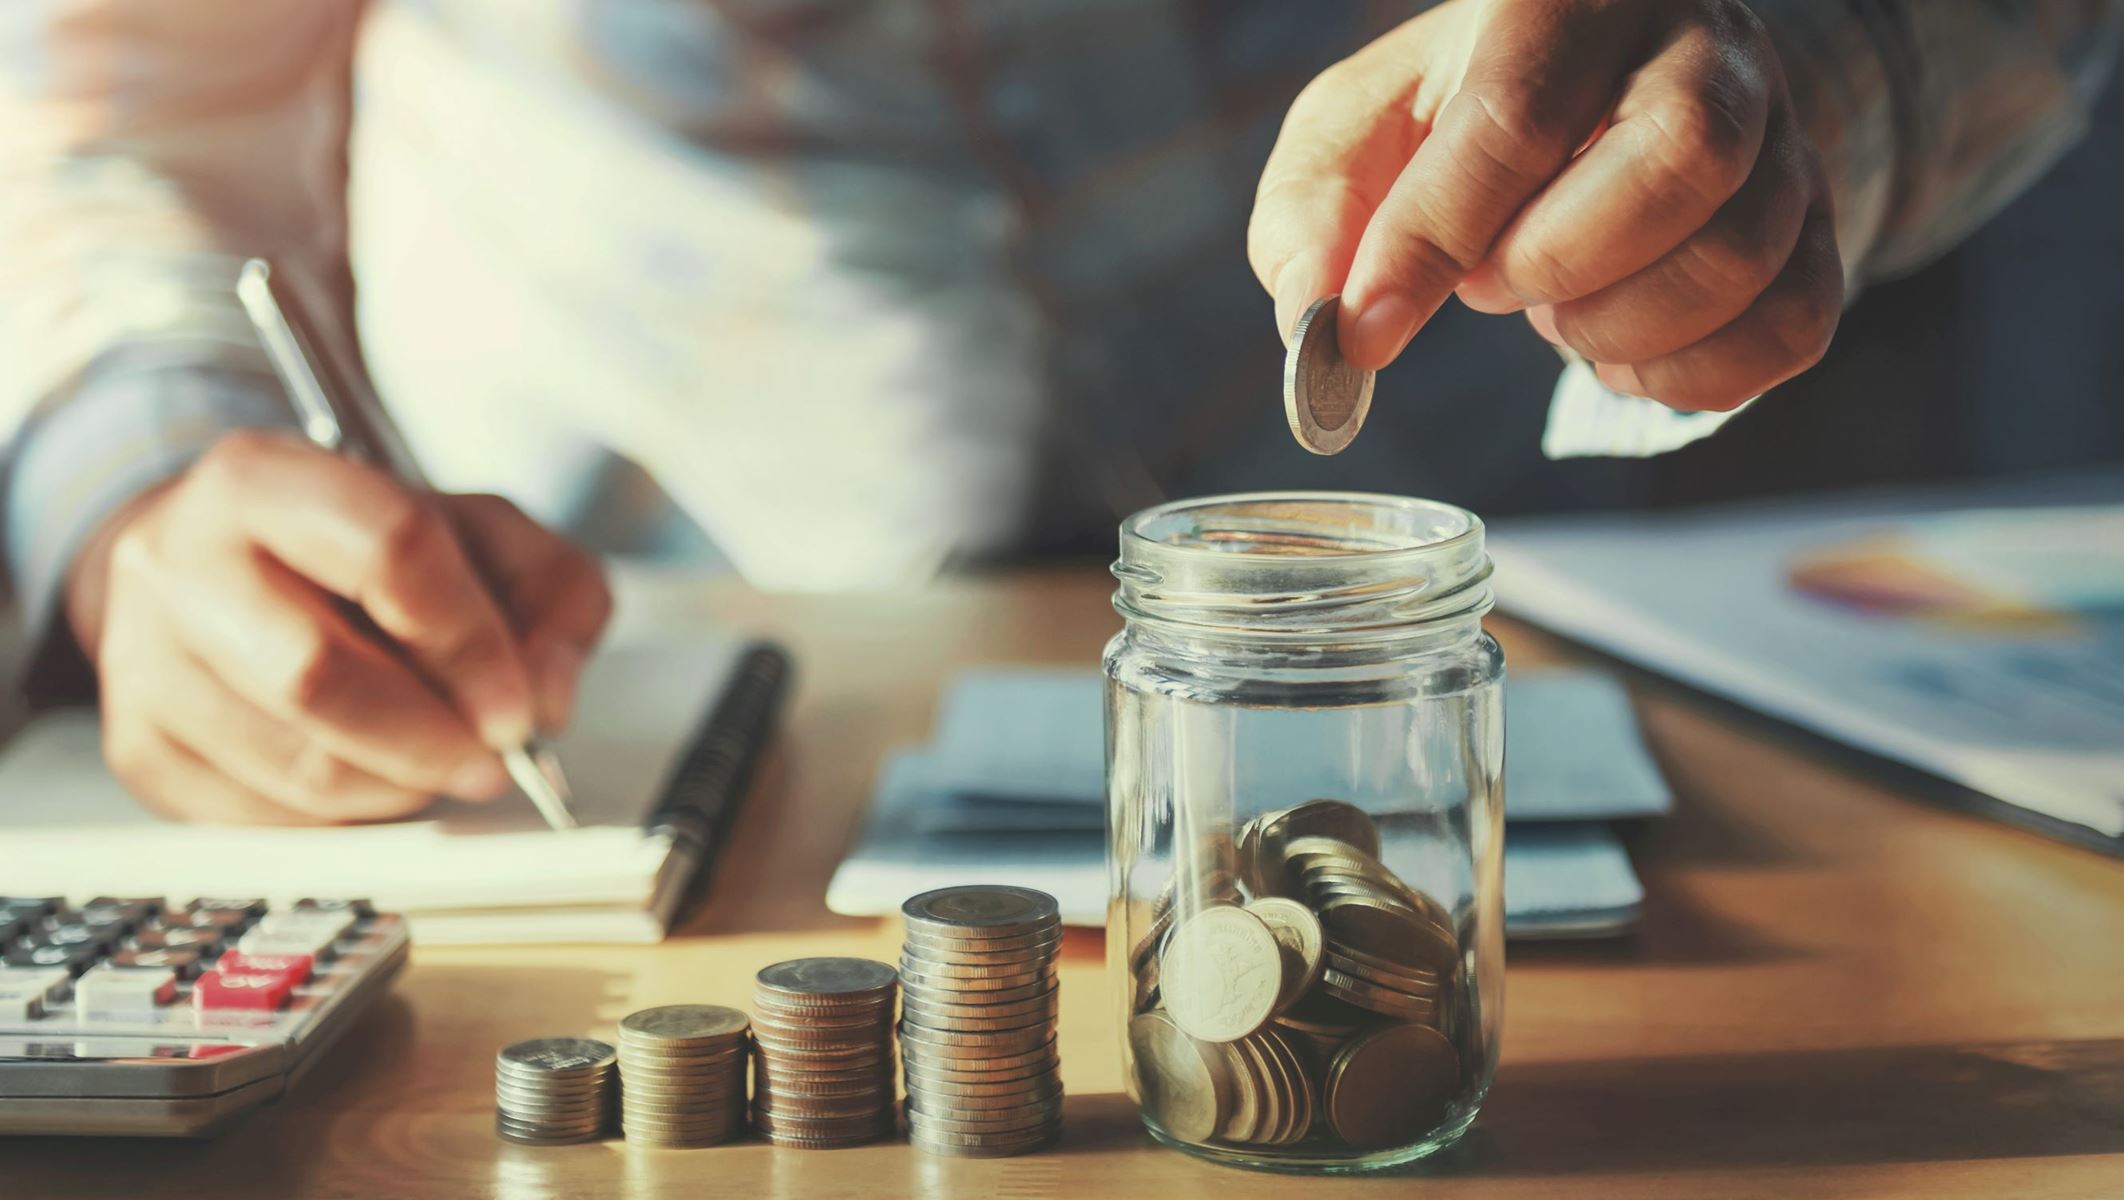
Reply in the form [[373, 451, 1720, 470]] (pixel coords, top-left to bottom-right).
[[1491, 483, 2124, 838], [0, 638, 739, 909]]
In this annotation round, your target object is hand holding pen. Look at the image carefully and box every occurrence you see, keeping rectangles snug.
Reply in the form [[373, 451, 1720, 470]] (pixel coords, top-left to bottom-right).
[[56, 264, 611, 826]]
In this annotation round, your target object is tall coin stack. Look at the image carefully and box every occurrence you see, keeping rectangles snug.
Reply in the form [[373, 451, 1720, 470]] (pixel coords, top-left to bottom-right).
[[750, 958, 900, 1148], [494, 1037, 616, 1145], [616, 1005, 750, 1147], [898, 885, 1065, 1157]]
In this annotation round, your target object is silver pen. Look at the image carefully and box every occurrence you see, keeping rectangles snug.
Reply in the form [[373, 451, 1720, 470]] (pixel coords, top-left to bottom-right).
[[236, 258, 580, 831]]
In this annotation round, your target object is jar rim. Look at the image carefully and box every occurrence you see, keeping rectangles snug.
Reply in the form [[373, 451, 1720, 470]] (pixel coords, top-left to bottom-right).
[[1112, 492, 1493, 642], [1119, 491, 1483, 565]]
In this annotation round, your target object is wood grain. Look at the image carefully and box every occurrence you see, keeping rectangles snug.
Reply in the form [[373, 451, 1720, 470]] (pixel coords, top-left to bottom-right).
[[6, 567, 2122, 1199]]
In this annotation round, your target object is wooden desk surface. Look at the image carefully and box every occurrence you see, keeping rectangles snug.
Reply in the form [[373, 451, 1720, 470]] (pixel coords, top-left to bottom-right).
[[8, 567, 2123, 1199]]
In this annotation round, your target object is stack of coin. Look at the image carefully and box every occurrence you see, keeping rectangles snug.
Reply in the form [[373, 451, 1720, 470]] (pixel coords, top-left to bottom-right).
[[494, 1037, 616, 1145], [750, 958, 899, 1148], [898, 885, 1064, 1157], [1127, 800, 1469, 1153], [616, 1005, 750, 1147]]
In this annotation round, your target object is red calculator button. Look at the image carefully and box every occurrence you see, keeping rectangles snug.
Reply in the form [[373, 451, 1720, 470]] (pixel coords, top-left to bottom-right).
[[216, 951, 313, 985], [193, 970, 294, 1011]]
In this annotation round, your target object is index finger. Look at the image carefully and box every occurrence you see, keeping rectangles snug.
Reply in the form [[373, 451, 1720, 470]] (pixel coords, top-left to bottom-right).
[[1339, 0, 1653, 369], [1249, 4, 1481, 342], [194, 432, 536, 748]]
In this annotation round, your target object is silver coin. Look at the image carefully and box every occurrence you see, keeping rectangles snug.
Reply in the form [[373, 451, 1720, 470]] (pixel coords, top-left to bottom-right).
[[496, 1114, 607, 1136], [905, 1102, 1062, 1135], [904, 1081, 1062, 1112], [902, 923, 1064, 953], [899, 936, 1062, 966], [755, 957, 899, 999], [898, 985, 1057, 1019], [902, 886, 1060, 933], [497, 1037, 616, 1074], [899, 976, 1059, 1007], [1282, 294, 1374, 456], [896, 960, 1053, 985], [900, 1037, 1057, 1071], [899, 1006, 1055, 1036], [618, 1005, 750, 1046], [496, 1125, 605, 1146], [898, 1020, 1055, 1049], [495, 1073, 611, 1096], [902, 1067, 1061, 1098], [495, 1094, 609, 1116]]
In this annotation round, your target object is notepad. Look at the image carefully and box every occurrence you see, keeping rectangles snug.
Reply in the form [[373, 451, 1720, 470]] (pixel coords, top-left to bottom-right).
[[0, 636, 787, 945]]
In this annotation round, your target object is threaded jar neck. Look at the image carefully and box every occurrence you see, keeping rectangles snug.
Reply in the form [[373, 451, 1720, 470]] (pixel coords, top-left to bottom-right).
[[1111, 492, 1493, 646]]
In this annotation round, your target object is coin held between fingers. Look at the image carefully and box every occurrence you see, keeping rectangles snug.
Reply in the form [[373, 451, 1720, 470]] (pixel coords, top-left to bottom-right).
[[1283, 295, 1377, 456]]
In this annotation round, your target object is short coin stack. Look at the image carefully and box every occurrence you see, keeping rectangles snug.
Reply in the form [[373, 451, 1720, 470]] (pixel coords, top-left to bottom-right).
[[494, 1037, 616, 1145], [750, 958, 900, 1148], [898, 885, 1064, 1157], [1129, 800, 1468, 1153], [617, 1005, 750, 1147]]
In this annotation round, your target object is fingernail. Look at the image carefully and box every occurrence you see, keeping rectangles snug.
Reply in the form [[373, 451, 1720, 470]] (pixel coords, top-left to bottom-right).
[[449, 756, 510, 801], [466, 672, 536, 748], [1524, 305, 1566, 348], [1456, 263, 1525, 315], [1343, 293, 1425, 371], [1274, 258, 1332, 344], [536, 643, 585, 733], [1595, 362, 1649, 398]]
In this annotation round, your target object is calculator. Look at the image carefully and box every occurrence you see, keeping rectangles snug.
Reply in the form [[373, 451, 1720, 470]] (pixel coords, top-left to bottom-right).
[[0, 895, 409, 1137]]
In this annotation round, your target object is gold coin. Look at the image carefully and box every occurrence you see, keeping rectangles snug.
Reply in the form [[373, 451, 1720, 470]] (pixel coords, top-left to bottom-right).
[[1231, 1034, 1286, 1145], [1263, 800, 1381, 859], [1212, 1039, 1263, 1143], [1242, 896, 1325, 1013], [1260, 1024, 1316, 1142], [1326, 1023, 1461, 1149], [1318, 894, 1460, 975], [1160, 906, 1284, 1043], [1282, 296, 1375, 456], [1127, 1012, 1227, 1144]]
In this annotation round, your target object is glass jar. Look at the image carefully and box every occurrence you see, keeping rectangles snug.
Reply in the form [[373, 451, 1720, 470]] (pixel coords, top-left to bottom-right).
[[1105, 492, 1505, 1173]]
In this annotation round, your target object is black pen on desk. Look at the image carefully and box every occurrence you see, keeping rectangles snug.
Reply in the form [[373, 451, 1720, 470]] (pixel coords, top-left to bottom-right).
[[234, 257, 582, 831]]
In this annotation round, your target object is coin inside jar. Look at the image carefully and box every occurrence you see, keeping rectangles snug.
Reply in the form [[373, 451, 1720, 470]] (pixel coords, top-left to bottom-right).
[[1325, 1023, 1461, 1149], [1159, 906, 1284, 1043], [1243, 896, 1325, 1012]]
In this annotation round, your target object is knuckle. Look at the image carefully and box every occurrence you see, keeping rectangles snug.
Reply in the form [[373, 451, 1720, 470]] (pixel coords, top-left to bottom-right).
[[282, 633, 355, 716], [1763, 271, 1841, 371], [1643, 92, 1755, 207], [1504, 235, 1592, 306], [372, 498, 452, 583], [1446, 84, 1577, 182], [1679, 220, 1787, 301]]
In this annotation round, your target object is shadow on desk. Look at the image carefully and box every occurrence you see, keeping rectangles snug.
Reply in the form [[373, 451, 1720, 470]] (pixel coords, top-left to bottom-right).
[[1421, 1037, 2124, 1178]]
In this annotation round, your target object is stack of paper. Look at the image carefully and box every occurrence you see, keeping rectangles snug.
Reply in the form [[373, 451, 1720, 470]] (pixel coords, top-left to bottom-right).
[[827, 667, 1667, 938]]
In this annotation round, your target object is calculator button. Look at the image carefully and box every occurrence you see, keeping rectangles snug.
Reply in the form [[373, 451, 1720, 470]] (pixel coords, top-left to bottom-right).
[[0, 966, 70, 1015], [127, 927, 225, 954], [0, 897, 63, 918], [4, 941, 101, 974], [296, 898, 376, 918], [216, 951, 313, 986], [194, 970, 295, 1011], [74, 965, 178, 1018], [174, 909, 253, 933], [107, 947, 207, 980], [30, 920, 106, 947], [186, 898, 268, 918]]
